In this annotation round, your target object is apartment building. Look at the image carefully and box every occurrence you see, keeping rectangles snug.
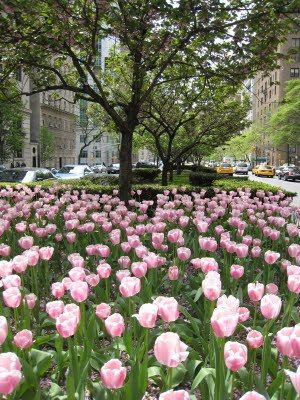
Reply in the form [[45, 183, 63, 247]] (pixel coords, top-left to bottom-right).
[[14, 70, 76, 169], [252, 30, 300, 166]]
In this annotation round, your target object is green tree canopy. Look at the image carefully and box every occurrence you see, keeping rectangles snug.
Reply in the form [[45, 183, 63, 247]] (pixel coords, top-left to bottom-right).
[[0, 93, 24, 164], [268, 79, 300, 146], [0, 0, 295, 200]]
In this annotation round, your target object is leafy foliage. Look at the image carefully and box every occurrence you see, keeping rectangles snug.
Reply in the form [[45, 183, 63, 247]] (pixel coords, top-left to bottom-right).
[[40, 127, 55, 164], [268, 79, 300, 146]]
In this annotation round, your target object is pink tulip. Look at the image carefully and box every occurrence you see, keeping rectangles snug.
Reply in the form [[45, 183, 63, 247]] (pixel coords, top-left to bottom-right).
[[2, 275, 21, 290], [100, 359, 126, 389], [230, 264, 244, 279], [248, 282, 264, 302], [0, 317, 8, 345], [238, 307, 250, 322], [23, 249, 39, 266], [246, 330, 264, 348], [143, 253, 160, 269], [0, 260, 13, 278], [131, 262, 148, 278], [39, 246, 54, 260], [105, 313, 125, 337], [18, 236, 34, 250], [217, 295, 239, 313], [276, 327, 294, 357], [51, 282, 65, 299], [0, 244, 11, 257], [46, 300, 65, 319], [168, 266, 179, 281], [285, 366, 300, 395], [159, 389, 190, 400], [211, 307, 239, 337], [119, 277, 141, 297], [265, 283, 278, 294], [199, 237, 218, 252], [116, 269, 131, 282], [0, 352, 22, 395], [85, 274, 100, 287], [239, 391, 266, 400], [24, 293, 37, 310], [177, 247, 191, 261], [198, 257, 218, 273], [11, 255, 28, 273], [235, 244, 248, 258], [133, 303, 158, 328], [251, 246, 262, 258], [154, 332, 188, 368], [167, 229, 183, 243], [96, 244, 110, 258], [264, 250, 280, 265], [66, 232, 76, 243], [288, 275, 300, 294], [70, 281, 89, 302], [3, 287, 21, 308], [202, 273, 221, 301], [288, 244, 300, 258], [224, 341, 247, 371], [153, 296, 179, 322], [97, 263, 112, 278], [13, 329, 33, 349], [56, 312, 79, 338], [62, 277, 73, 290], [260, 294, 282, 319], [290, 324, 300, 357], [69, 267, 86, 282], [96, 303, 111, 320], [64, 304, 80, 323]]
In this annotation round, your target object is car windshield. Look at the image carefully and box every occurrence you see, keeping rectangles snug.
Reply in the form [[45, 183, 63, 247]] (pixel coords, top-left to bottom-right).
[[237, 163, 247, 167], [221, 164, 231, 167], [0, 170, 27, 182]]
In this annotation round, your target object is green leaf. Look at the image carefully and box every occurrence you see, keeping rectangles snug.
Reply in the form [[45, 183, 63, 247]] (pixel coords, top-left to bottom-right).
[[191, 367, 216, 391], [31, 349, 52, 377], [193, 287, 203, 302], [171, 364, 187, 388]]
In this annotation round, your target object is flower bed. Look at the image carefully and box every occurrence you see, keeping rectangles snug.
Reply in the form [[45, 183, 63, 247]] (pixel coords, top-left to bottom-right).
[[0, 183, 299, 399]]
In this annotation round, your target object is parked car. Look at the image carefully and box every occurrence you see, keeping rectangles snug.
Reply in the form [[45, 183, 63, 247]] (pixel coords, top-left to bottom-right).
[[235, 162, 248, 175], [255, 165, 274, 177], [55, 164, 94, 179], [274, 166, 285, 176], [0, 165, 6, 172], [91, 164, 107, 174], [216, 163, 234, 175], [45, 167, 59, 175], [278, 166, 300, 181], [135, 161, 155, 168], [107, 163, 120, 174], [0, 167, 57, 183]]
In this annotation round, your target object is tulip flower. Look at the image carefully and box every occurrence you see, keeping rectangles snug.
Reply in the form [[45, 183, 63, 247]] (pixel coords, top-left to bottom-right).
[[285, 366, 300, 395], [154, 332, 188, 368], [0, 352, 22, 395], [133, 303, 158, 328], [13, 329, 33, 349], [159, 389, 190, 400], [100, 359, 126, 389]]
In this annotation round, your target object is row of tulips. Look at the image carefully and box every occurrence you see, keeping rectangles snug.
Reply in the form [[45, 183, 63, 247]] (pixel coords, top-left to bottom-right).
[[0, 183, 299, 399]]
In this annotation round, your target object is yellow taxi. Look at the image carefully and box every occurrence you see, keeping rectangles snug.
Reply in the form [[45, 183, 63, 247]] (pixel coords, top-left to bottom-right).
[[252, 165, 260, 175], [217, 163, 234, 175], [255, 165, 275, 178]]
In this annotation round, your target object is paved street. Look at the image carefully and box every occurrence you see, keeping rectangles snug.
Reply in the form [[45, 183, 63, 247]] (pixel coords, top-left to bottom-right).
[[240, 173, 300, 207]]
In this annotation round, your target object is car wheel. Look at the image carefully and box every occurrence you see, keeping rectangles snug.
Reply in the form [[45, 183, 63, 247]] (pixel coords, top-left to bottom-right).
[[283, 175, 288, 181]]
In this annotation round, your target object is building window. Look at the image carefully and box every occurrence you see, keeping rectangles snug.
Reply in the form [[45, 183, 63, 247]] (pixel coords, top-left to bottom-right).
[[293, 54, 300, 62], [93, 135, 101, 142], [291, 68, 300, 77], [275, 86, 277, 95], [269, 90, 271, 98], [81, 150, 88, 158], [15, 150, 23, 158], [15, 67, 22, 82], [261, 97, 263, 104], [80, 135, 85, 143], [291, 38, 300, 47], [95, 150, 101, 158]]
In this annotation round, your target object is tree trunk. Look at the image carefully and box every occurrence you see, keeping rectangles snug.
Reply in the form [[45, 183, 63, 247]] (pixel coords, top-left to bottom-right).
[[161, 162, 169, 186], [169, 163, 174, 183], [177, 161, 182, 175], [119, 131, 133, 204]]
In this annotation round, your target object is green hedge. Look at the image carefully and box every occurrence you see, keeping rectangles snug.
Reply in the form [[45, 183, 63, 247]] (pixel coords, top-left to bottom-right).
[[0, 177, 296, 201], [189, 172, 248, 186], [83, 175, 119, 186], [132, 168, 161, 183]]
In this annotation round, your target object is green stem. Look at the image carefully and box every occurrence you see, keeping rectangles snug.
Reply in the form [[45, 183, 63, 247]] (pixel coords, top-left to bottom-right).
[[168, 367, 173, 390], [68, 336, 79, 391], [279, 356, 289, 400], [215, 337, 225, 400]]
